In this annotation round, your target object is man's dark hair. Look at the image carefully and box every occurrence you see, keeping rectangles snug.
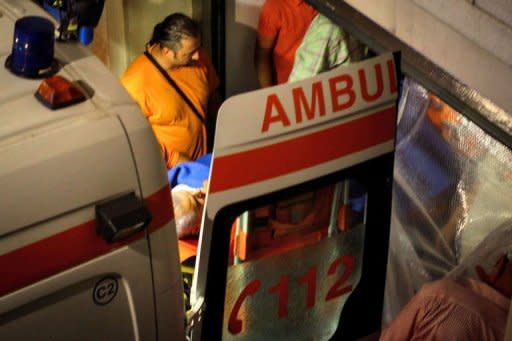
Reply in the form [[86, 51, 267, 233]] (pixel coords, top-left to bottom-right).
[[149, 13, 200, 52]]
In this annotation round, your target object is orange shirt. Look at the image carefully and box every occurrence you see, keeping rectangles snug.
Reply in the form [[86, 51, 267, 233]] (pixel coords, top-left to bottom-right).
[[257, 0, 317, 84], [381, 278, 509, 341], [121, 49, 219, 168]]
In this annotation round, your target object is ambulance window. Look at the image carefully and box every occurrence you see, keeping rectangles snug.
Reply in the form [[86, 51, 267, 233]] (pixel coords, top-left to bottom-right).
[[223, 178, 367, 340]]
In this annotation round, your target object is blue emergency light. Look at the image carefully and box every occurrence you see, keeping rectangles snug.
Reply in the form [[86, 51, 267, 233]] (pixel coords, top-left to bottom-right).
[[4, 16, 59, 78]]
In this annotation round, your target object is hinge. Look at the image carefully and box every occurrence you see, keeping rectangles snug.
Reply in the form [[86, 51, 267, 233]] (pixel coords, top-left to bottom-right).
[[185, 296, 205, 336]]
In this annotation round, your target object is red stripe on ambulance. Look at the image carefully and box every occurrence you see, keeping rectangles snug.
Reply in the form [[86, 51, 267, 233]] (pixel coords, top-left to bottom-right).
[[210, 106, 395, 193], [0, 185, 173, 297]]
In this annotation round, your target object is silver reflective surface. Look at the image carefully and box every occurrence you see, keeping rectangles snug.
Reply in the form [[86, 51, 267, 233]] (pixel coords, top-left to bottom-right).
[[223, 223, 365, 341]]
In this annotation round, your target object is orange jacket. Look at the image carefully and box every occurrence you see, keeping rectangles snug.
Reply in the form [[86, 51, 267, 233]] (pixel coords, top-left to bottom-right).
[[121, 49, 219, 168]]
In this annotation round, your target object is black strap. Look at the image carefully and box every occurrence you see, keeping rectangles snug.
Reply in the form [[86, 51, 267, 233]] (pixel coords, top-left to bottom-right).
[[144, 50, 205, 125]]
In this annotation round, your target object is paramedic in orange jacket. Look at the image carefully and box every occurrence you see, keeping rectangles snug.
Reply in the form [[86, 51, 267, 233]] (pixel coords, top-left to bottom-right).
[[121, 13, 219, 169]]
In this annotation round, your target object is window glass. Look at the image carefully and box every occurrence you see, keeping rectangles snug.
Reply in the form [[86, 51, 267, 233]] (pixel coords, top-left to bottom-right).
[[223, 179, 367, 340]]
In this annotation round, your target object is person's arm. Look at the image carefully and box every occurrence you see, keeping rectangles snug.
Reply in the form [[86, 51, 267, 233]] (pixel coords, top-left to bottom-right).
[[163, 147, 191, 169], [254, 34, 275, 88], [254, 1, 279, 88], [380, 289, 431, 341]]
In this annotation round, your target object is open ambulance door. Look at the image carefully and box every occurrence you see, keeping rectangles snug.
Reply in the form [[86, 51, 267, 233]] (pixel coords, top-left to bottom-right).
[[188, 52, 400, 340], [303, 0, 512, 338]]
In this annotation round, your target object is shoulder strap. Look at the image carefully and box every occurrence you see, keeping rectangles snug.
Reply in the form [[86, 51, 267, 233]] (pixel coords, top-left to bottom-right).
[[144, 50, 205, 125]]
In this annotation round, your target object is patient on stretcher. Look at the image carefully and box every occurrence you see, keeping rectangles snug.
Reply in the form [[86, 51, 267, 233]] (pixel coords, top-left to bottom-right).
[[168, 154, 211, 262], [167, 154, 367, 265]]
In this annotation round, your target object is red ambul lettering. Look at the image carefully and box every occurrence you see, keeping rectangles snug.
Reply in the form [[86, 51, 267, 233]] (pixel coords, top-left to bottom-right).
[[261, 94, 291, 132], [293, 82, 326, 124], [261, 59, 397, 133], [329, 74, 355, 112]]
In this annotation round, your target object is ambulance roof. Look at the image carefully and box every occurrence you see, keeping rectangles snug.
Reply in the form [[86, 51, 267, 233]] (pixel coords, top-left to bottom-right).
[[0, 0, 135, 147]]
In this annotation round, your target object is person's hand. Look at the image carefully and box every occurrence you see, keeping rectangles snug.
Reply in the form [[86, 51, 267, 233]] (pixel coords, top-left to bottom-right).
[[254, 34, 275, 88], [172, 188, 204, 239], [476, 253, 512, 298], [476, 254, 507, 284]]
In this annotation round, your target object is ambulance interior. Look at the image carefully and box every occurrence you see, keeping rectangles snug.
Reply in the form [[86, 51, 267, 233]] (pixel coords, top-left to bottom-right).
[[229, 180, 367, 264]]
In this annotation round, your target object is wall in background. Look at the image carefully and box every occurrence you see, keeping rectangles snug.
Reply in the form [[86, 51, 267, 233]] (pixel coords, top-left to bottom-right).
[[225, 0, 263, 98], [92, 0, 195, 77], [346, 0, 512, 113]]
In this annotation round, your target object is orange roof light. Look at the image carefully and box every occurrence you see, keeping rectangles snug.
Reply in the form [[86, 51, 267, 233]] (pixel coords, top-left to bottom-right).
[[35, 75, 86, 109]]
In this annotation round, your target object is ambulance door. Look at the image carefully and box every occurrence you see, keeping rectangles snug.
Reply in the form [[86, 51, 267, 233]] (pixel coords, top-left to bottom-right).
[[188, 53, 400, 340], [0, 1, 181, 339], [305, 0, 512, 337], [0, 106, 166, 340]]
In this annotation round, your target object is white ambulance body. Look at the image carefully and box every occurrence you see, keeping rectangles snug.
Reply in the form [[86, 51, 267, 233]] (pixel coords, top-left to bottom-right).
[[0, 1, 402, 340], [0, 1, 185, 340]]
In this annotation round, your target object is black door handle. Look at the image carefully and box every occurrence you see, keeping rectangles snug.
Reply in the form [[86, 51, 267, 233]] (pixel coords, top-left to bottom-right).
[[96, 192, 152, 243]]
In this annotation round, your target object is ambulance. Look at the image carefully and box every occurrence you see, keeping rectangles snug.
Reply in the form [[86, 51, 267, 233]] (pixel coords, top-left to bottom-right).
[[0, 1, 186, 340], [0, 0, 404, 340], [3, 1, 511, 341]]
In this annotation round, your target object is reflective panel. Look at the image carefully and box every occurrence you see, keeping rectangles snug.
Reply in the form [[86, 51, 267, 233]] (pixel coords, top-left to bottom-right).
[[223, 180, 367, 340]]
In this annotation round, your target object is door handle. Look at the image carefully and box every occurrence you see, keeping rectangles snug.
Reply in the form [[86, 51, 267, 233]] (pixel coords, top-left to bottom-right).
[[96, 192, 152, 243]]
